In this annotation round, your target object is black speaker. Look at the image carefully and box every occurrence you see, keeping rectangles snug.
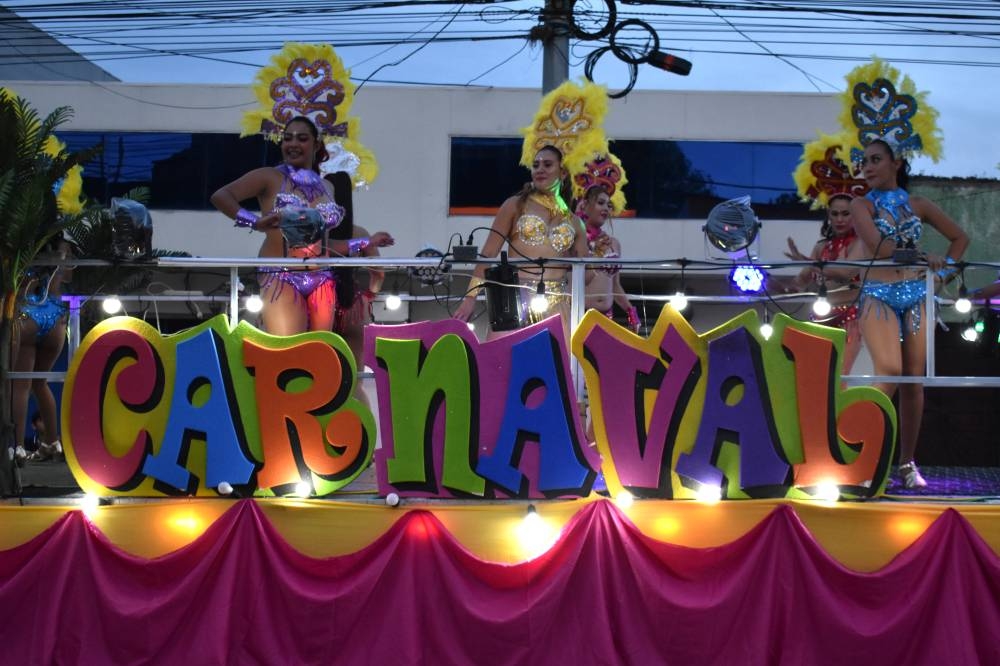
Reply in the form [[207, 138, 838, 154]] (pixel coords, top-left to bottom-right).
[[484, 251, 521, 331]]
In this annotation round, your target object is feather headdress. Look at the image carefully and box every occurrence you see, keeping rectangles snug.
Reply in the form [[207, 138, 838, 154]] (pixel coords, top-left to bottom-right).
[[520, 79, 610, 181], [241, 42, 377, 188], [792, 131, 868, 210], [838, 57, 942, 165]]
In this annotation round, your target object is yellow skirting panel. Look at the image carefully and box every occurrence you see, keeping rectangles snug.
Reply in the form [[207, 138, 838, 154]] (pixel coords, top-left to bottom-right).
[[2, 498, 999, 572]]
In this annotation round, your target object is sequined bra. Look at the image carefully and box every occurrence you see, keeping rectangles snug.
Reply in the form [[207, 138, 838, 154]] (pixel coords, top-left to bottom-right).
[[588, 231, 621, 275], [867, 188, 922, 246], [273, 192, 344, 230], [513, 214, 576, 254]]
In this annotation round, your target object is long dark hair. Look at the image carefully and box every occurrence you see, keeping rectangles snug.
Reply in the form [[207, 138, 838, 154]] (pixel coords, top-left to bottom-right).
[[285, 115, 329, 173], [870, 139, 911, 191], [326, 171, 357, 308]]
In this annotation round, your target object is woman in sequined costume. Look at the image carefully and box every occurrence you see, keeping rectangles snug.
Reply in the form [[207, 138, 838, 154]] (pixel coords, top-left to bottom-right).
[[580, 186, 639, 332], [454, 145, 589, 337], [326, 171, 384, 409], [211, 116, 393, 335], [784, 193, 863, 374], [851, 138, 968, 488], [12, 238, 74, 464]]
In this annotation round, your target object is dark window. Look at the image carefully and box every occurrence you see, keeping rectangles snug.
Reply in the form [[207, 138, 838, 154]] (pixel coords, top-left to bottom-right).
[[59, 132, 280, 209], [449, 137, 811, 219]]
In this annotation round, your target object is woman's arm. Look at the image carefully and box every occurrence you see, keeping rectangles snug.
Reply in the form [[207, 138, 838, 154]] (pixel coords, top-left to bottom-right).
[[210, 167, 280, 231], [354, 224, 385, 293], [453, 195, 518, 321], [913, 195, 969, 271], [849, 197, 891, 259]]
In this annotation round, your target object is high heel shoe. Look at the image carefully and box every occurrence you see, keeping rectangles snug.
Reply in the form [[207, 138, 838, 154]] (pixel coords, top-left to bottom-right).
[[899, 461, 927, 489]]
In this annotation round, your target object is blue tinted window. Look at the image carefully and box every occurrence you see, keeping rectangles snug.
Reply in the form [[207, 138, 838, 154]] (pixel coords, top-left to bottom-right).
[[59, 132, 279, 209], [450, 137, 810, 219]]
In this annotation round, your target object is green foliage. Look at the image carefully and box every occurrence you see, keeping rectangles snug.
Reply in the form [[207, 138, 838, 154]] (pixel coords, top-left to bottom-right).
[[0, 90, 100, 319]]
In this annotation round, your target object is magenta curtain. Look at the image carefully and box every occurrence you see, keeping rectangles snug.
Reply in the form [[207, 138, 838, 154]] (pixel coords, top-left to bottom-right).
[[2, 500, 998, 664]]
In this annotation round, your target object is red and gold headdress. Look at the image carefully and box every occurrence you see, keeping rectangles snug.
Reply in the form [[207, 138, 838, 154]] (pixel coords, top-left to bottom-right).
[[793, 131, 868, 209], [241, 42, 378, 188], [574, 152, 628, 213]]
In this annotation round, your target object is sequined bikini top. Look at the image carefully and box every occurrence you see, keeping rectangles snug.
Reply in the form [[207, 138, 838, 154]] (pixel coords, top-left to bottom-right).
[[867, 188, 922, 246], [514, 214, 577, 254], [273, 165, 345, 230], [588, 230, 621, 275]]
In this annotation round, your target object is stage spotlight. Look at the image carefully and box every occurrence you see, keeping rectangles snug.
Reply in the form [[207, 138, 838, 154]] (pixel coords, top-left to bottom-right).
[[730, 265, 765, 293], [812, 284, 831, 318], [615, 490, 634, 509], [102, 296, 122, 314], [385, 292, 402, 311]]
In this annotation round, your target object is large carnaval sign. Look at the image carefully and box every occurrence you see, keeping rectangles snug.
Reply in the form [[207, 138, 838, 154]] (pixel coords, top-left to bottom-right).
[[63, 309, 896, 499]]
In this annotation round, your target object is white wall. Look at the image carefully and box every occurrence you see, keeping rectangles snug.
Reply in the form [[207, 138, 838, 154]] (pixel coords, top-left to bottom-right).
[[4, 81, 840, 263]]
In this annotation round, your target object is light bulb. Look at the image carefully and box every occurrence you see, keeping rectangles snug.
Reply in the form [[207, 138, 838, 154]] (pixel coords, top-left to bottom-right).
[[670, 291, 688, 312], [962, 325, 979, 342], [530, 282, 548, 314], [615, 490, 634, 509], [695, 483, 721, 503], [812, 296, 831, 317], [814, 482, 840, 503], [954, 297, 972, 314], [244, 294, 263, 313], [759, 322, 773, 340], [385, 293, 402, 311], [102, 296, 122, 314], [294, 480, 312, 497]]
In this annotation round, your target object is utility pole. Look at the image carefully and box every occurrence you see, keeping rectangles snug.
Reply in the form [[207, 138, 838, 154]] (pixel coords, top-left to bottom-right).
[[541, 0, 571, 93]]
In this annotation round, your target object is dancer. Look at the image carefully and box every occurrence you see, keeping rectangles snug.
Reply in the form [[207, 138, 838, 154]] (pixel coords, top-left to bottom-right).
[[454, 79, 611, 335], [453, 144, 588, 333], [840, 60, 968, 488], [221, 42, 391, 336], [578, 182, 639, 331], [789, 136, 870, 374], [327, 171, 384, 408], [12, 238, 73, 465]]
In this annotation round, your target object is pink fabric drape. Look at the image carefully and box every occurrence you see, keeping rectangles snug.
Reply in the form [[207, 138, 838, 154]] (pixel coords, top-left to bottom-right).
[[2, 500, 999, 664]]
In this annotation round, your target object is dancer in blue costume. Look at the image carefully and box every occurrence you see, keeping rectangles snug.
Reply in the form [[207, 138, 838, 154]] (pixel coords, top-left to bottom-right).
[[12, 238, 74, 464], [211, 116, 393, 335], [851, 138, 967, 488]]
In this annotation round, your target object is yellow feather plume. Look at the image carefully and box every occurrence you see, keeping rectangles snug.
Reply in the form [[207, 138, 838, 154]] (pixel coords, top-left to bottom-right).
[[792, 131, 867, 210], [520, 79, 610, 180], [838, 57, 942, 163], [43, 135, 85, 215], [241, 42, 377, 188]]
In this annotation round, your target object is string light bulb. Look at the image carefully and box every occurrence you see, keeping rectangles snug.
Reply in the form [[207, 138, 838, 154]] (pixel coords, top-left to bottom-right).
[[812, 283, 831, 318], [954, 285, 972, 314], [530, 281, 548, 314], [102, 296, 122, 314]]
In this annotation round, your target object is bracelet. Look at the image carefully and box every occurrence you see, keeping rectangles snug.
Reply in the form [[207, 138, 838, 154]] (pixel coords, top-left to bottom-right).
[[347, 237, 371, 256], [468, 276, 485, 294], [626, 305, 640, 330], [234, 208, 259, 229], [937, 256, 958, 279]]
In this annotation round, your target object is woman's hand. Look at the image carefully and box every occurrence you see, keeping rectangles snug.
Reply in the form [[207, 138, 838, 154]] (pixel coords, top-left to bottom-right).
[[256, 211, 280, 230], [453, 296, 477, 322], [784, 237, 808, 261], [371, 231, 395, 248]]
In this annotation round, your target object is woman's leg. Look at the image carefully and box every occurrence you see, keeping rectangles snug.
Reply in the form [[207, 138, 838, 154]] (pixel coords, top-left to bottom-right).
[[261, 277, 309, 336], [12, 320, 38, 452], [897, 303, 928, 467], [306, 280, 336, 333], [31, 320, 67, 451], [841, 320, 862, 377], [859, 300, 903, 397]]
